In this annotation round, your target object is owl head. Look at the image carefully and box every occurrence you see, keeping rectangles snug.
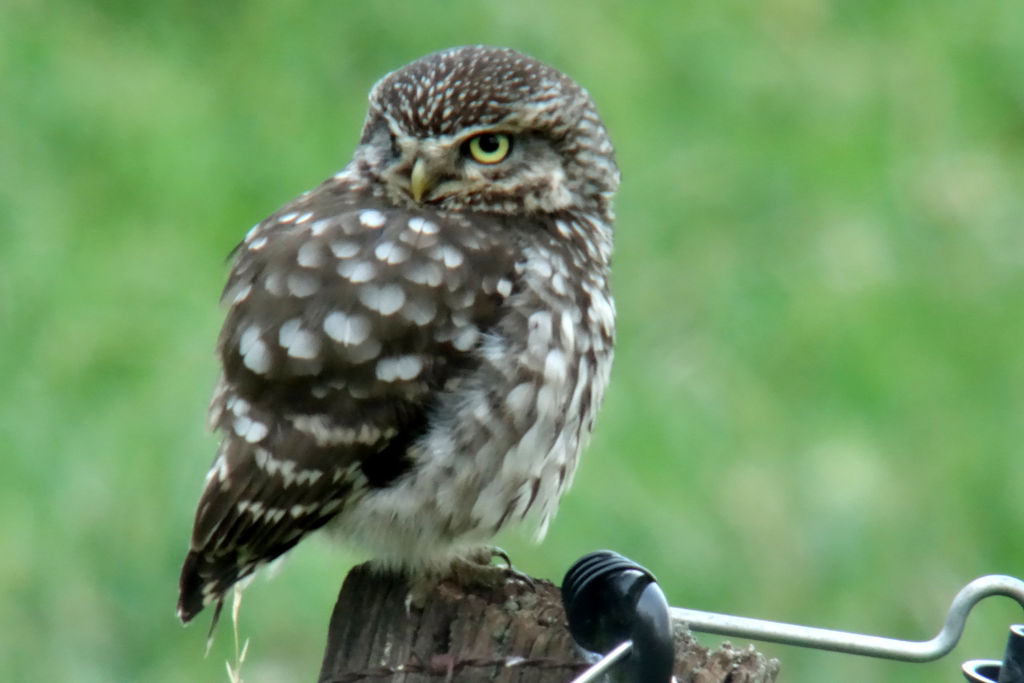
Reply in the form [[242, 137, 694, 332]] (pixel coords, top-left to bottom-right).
[[352, 45, 619, 219]]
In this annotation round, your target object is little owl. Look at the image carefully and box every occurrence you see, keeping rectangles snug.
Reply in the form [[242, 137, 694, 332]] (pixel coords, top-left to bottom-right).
[[178, 45, 619, 626]]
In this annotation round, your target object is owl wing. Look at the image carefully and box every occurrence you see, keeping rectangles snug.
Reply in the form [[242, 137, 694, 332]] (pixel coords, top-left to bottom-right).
[[177, 175, 519, 624]]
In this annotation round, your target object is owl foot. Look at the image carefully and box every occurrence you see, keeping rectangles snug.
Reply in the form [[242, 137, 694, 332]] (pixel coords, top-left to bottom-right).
[[454, 546, 537, 590], [403, 548, 536, 611]]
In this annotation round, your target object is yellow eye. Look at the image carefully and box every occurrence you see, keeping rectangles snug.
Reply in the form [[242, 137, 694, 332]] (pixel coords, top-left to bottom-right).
[[464, 133, 511, 164]]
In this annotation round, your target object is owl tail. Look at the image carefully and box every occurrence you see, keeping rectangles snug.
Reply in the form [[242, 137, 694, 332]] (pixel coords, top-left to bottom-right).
[[177, 549, 231, 626]]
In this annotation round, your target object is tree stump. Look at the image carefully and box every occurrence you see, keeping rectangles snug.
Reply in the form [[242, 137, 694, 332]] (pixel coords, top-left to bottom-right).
[[318, 563, 780, 682]]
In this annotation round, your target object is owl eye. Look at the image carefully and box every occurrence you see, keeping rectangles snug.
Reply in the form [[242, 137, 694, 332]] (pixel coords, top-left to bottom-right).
[[463, 133, 512, 164]]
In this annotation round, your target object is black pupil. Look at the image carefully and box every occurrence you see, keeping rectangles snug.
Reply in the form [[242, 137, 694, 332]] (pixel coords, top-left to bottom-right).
[[476, 134, 501, 153]]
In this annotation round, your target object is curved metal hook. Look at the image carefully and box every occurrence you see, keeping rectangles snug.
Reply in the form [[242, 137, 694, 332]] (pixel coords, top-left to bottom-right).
[[670, 575, 1024, 662]]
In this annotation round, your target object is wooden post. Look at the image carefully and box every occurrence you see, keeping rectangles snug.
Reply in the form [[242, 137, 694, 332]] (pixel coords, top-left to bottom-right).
[[318, 563, 780, 682]]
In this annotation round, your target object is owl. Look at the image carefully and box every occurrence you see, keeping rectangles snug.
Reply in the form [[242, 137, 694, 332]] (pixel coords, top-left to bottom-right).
[[178, 45, 619, 626]]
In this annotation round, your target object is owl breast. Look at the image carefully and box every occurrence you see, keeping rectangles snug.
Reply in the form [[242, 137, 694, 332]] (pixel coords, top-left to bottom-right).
[[331, 208, 615, 566]]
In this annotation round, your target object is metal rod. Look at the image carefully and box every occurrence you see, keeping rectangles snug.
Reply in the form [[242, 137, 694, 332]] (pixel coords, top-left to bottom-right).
[[571, 640, 633, 683], [670, 575, 1024, 662]]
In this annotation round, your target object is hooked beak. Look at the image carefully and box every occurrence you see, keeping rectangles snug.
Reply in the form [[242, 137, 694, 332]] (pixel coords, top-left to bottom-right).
[[410, 157, 438, 204]]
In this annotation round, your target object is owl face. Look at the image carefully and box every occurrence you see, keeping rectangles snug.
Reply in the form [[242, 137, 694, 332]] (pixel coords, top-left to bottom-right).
[[353, 46, 619, 218]]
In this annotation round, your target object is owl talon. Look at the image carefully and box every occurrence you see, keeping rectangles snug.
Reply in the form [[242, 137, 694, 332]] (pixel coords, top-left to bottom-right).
[[404, 558, 531, 612], [488, 546, 513, 569], [487, 547, 537, 589], [450, 548, 537, 591]]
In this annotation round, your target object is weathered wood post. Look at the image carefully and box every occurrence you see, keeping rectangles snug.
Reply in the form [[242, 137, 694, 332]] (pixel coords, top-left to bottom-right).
[[318, 563, 780, 682]]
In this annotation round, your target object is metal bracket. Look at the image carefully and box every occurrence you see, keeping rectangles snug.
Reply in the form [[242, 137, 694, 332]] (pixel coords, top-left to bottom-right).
[[564, 550, 1024, 682], [672, 574, 1024, 662]]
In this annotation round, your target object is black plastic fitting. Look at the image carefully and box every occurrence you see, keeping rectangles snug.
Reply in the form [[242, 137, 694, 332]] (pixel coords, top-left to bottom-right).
[[562, 550, 675, 682], [962, 624, 1024, 683]]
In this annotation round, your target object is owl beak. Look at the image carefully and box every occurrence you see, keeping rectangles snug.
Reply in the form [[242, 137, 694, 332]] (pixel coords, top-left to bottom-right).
[[410, 157, 437, 203]]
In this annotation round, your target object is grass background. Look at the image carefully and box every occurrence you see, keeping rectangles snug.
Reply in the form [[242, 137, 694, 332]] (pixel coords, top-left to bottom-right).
[[3, 1, 1022, 681]]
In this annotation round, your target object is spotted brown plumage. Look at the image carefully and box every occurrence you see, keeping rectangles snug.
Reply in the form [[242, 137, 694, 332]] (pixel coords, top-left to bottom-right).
[[177, 45, 618, 626]]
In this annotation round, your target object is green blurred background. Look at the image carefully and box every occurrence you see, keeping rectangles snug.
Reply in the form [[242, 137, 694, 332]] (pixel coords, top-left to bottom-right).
[[3, 0, 1022, 680]]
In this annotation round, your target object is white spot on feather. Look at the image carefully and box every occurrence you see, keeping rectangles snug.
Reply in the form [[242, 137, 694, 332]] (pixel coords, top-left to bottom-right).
[[287, 272, 319, 297], [278, 318, 320, 359], [253, 448, 302, 487], [338, 260, 377, 283], [245, 420, 269, 443], [231, 284, 252, 305], [287, 331, 320, 359], [359, 284, 405, 315], [375, 355, 423, 382], [359, 209, 386, 229], [290, 503, 317, 517], [331, 240, 360, 259], [374, 241, 411, 265], [240, 326, 271, 374], [278, 318, 301, 348], [242, 340, 271, 373], [229, 398, 250, 417], [452, 325, 480, 351], [407, 216, 439, 235], [297, 242, 324, 268], [440, 245, 463, 268], [233, 415, 251, 437], [324, 311, 371, 346], [264, 271, 285, 296], [404, 262, 443, 287], [205, 453, 228, 483]]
